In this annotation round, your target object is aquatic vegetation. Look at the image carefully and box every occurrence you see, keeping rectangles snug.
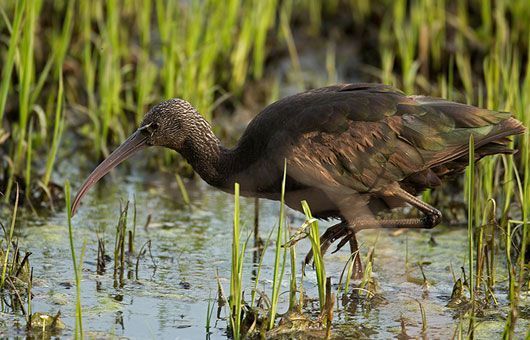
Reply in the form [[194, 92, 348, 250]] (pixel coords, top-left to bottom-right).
[[268, 162, 288, 329], [467, 135, 475, 303], [1, 184, 19, 289], [65, 181, 84, 339], [301, 201, 326, 311], [228, 182, 245, 340], [27, 312, 65, 337]]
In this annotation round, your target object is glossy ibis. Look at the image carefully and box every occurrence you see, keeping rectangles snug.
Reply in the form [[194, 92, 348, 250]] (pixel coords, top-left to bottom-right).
[[72, 83, 525, 276]]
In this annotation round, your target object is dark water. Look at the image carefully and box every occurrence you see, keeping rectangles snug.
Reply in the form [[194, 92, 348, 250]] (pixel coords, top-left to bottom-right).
[[2, 162, 528, 339]]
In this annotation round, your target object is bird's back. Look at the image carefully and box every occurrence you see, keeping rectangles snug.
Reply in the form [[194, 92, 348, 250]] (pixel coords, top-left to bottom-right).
[[231, 83, 525, 217]]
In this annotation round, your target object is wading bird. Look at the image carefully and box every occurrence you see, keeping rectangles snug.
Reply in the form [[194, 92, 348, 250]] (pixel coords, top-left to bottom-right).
[[72, 83, 525, 277]]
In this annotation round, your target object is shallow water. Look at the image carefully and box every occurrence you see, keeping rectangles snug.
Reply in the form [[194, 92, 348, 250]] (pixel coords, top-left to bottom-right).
[[1, 162, 528, 339]]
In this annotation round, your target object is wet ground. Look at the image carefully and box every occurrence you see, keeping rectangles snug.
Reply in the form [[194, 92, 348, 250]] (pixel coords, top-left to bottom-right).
[[1, 162, 528, 338]]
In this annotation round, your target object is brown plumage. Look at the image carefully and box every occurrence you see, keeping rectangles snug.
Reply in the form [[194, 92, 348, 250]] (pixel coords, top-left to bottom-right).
[[71, 83, 525, 277]]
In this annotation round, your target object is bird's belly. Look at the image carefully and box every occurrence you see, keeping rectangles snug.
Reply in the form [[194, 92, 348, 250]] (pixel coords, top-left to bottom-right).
[[218, 179, 381, 222], [227, 185, 342, 218], [283, 188, 340, 216]]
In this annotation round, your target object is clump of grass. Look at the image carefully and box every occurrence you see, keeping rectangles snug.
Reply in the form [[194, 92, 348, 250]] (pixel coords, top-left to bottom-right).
[[1, 183, 20, 289], [114, 201, 129, 288], [358, 247, 376, 299], [337, 251, 359, 298], [3, 0, 43, 202], [0, 183, 35, 324], [0, 0, 25, 124], [2, 0, 304, 202], [229, 162, 335, 337]]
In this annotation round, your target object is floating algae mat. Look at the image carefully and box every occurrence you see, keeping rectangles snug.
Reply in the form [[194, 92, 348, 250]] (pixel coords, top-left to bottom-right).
[[1, 170, 528, 338]]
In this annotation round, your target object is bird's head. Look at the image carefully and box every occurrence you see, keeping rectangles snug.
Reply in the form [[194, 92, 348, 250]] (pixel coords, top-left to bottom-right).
[[71, 98, 196, 215], [141, 98, 197, 149]]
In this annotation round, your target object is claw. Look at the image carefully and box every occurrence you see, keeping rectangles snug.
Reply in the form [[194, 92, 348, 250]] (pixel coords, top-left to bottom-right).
[[304, 249, 314, 266], [304, 221, 348, 266], [331, 232, 354, 254], [303, 221, 364, 280]]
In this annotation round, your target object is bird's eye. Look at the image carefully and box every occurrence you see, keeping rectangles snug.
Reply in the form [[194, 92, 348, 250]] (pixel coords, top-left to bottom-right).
[[152, 122, 160, 130]]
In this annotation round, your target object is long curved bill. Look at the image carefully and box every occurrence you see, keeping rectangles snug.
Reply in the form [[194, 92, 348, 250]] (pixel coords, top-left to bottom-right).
[[71, 129, 149, 216]]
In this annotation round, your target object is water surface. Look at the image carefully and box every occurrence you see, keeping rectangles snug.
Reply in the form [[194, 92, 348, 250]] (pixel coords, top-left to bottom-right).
[[2, 164, 528, 338]]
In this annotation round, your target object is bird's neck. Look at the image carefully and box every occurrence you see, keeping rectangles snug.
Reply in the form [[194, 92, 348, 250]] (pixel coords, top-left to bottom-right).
[[177, 115, 238, 189]]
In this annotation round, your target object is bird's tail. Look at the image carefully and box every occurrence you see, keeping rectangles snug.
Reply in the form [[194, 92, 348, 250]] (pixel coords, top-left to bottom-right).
[[431, 116, 525, 178]]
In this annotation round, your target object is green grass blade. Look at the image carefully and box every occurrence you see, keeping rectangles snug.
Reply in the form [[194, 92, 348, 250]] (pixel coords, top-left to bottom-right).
[[43, 70, 65, 188], [466, 134, 475, 303], [65, 181, 83, 339], [229, 182, 242, 340], [0, 0, 25, 125], [268, 160, 287, 329], [302, 200, 326, 311]]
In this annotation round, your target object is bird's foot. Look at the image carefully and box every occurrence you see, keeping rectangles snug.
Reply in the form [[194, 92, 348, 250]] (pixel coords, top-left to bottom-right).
[[421, 211, 442, 229], [304, 221, 348, 266], [331, 229, 356, 254], [303, 223, 363, 280], [333, 229, 363, 280]]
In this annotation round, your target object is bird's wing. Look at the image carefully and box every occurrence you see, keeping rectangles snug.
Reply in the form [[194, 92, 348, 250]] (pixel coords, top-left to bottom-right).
[[254, 84, 524, 194]]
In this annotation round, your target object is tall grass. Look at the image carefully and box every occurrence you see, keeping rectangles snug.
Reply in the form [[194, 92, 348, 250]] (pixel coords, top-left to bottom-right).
[[250, 227, 274, 307], [0, 0, 25, 125], [229, 183, 245, 340], [301, 200, 326, 311], [42, 71, 65, 189], [268, 161, 288, 329], [3, 0, 42, 202], [1, 0, 307, 199], [466, 135, 475, 303], [64, 181, 84, 339]]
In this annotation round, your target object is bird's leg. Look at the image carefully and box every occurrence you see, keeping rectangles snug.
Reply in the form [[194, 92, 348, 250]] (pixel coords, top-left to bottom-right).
[[348, 234, 363, 279], [305, 189, 440, 278], [351, 187, 442, 232], [392, 187, 443, 227], [330, 187, 441, 270]]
